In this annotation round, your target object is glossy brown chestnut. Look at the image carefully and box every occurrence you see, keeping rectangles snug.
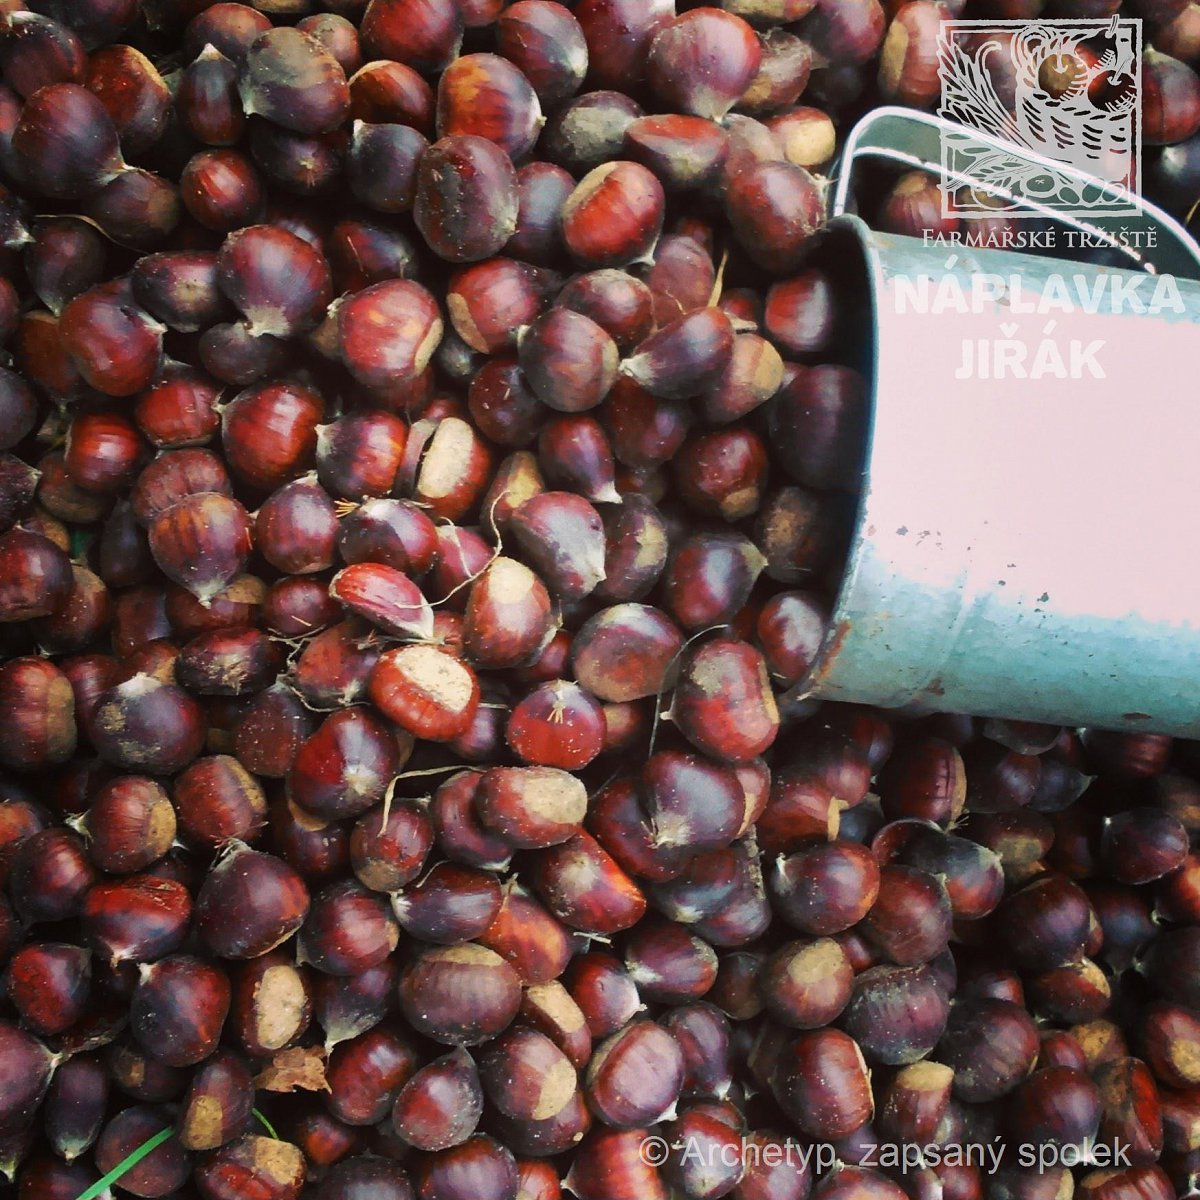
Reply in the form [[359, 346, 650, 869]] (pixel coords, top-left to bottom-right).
[[770, 840, 881, 935], [839, 963, 951, 1065], [173, 754, 267, 848], [437, 52, 542, 161], [43, 1052, 108, 1163], [392, 1046, 484, 1151], [130, 954, 231, 1067], [772, 1028, 873, 1139], [647, 9, 762, 119], [532, 830, 647, 934], [360, 0, 464, 73], [178, 1048, 254, 1151], [937, 998, 1040, 1101], [59, 277, 163, 398], [298, 880, 400, 978], [562, 161, 665, 269], [584, 1019, 684, 1128], [397, 944, 522, 1046], [12, 82, 125, 199], [415, 135, 519, 264], [82, 873, 191, 965], [94, 1107, 191, 1199], [327, 1027, 420, 1127], [6, 941, 91, 1036], [195, 845, 310, 959], [237, 26, 349, 135]]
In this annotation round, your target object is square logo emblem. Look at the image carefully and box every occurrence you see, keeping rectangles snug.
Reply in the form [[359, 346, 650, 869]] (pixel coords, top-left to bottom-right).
[[938, 17, 1142, 218]]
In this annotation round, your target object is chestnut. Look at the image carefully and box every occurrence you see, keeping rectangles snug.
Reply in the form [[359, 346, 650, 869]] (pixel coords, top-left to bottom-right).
[[317, 411, 409, 501], [437, 53, 543, 161], [181, 148, 264, 232], [449, 259, 550, 356], [558, 271, 655, 353], [237, 26, 349, 135], [533, 830, 647, 934], [347, 120, 427, 214], [1094, 1057, 1165, 1166], [585, 1019, 684, 1128], [535, 414, 618, 505], [726, 161, 825, 274], [12, 82, 125, 199], [621, 308, 735, 400], [0, 526, 73, 621], [562, 161, 665, 269], [146, 492, 253, 605], [196, 845, 310, 959], [0, 657, 76, 772], [505, 681, 606, 771], [640, 749, 746, 855], [519, 308, 618, 413], [309, 959, 390, 1051], [216, 223, 332, 339], [348, 60, 432, 128], [1144, 927, 1200, 1011], [173, 754, 267, 849], [839, 963, 951, 1065], [1026, 957, 1112, 1024], [671, 638, 779, 764], [481, 1027, 578, 1124], [999, 873, 1095, 970], [398, 944, 522, 1045], [58, 191, 155, 282], [1103, 807, 1189, 884], [647, 9, 762, 119], [416, 135, 519, 264], [770, 840, 881, 934], [131, 954, 231, 1067], [860, 864, 953, 965], [937, 998, 1039, 1101], [759, 937, 853, 1029], [572, 604, 683, 703], [663, 1107, 745, 1199], [624, 917, 718, 1003], [0, 1020, 57, 1140], [812, 1167, 906, 1199], [511, 491, 607, 602], [565, 1126, 667, 1200], [327, 1027, 420, 1127], [337, 279, 443, 394], [391, 862, 502, 945], [415, 1135, 518, 1200], [178, 1048, 254, 1151], [59, 277, 164, 397], [95, 1107, 191, 1199], [82, 874, 192, 965], [392, 1046, 484, 1151], [771, 1027, 873, 1139], [44, 1052, 108, 1162], [298, 881, 400, 978], [897, 828, 1006, 922], [370, 644, 481, 742], [1007, 1065, 1104, 1153], [351, 802, 433, 894], [467, 366, 541, 459], [9, 824, 95, 925], [6, 941, 91, 1036], [360, 0, 464, 73]]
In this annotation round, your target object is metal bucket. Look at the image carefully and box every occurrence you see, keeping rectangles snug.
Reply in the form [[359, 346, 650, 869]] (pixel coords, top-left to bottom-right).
[[795, 109, 1200, 736]]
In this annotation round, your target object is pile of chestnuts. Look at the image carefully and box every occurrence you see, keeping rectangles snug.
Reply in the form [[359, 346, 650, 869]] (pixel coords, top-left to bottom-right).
[[0, 1, 1197, 1199]]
